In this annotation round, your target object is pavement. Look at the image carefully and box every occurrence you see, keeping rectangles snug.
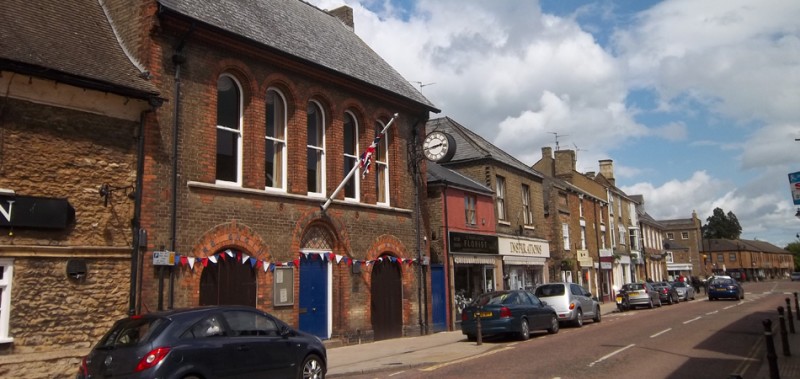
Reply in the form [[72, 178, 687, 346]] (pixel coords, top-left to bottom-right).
[[326, 299, 800, 378]]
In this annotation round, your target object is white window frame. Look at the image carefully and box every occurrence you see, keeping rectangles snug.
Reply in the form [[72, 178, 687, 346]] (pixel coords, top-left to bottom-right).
[[215, 74, 243, 186], [562, 223, 570, 250], [666, 232, 675, 240], [465, 195, 477, 225], [307, 100, 326, 197], [522, 184, 533, 225], [265, 88, 287, 192], [0, 259, 13, 343], [375, 120, 390, 206], [580, 225, 587, 250], [681, 231, 689, 239], [496, 176, 507, 221], [343, 111, 360, 201]]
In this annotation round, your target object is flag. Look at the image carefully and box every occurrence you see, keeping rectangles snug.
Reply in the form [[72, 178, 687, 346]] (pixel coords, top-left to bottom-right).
[[359, 133, 383, 179]]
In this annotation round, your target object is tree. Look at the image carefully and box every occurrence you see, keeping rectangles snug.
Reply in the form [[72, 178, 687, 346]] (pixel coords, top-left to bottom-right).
[[785, 239, 800, 271], [702, 207, 742, 239]]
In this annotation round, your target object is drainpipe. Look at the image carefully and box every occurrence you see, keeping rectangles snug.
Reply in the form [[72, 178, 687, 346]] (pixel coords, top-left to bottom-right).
[[442, 182, 451, 329], [130, 107, 153, 315]]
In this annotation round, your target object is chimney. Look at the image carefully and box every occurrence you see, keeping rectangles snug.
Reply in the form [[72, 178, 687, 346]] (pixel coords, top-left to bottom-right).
[[554, 149, 576, 176], [541, 146, 553, 159], [599, 159, 615, 185], [328, 6, 354, 30], [585, 171, 595, 179]]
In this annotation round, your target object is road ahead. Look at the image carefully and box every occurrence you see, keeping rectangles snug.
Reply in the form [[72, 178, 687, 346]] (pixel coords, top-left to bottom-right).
[[348, 280, 800, 379]]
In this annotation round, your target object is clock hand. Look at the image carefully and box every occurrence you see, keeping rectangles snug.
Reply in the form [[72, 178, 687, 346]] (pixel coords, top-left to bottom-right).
[[425, 142, 443, 150]]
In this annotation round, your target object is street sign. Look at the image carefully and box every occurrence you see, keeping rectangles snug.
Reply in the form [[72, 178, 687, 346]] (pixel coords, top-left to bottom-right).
[[789, 171, 800, 205], [153, 251, 175, 266]]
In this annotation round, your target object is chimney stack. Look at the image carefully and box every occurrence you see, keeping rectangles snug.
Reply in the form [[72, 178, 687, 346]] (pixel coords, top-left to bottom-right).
[[554, 149, 576, 176], [328, 6, 354, 30], [542, 146, 553, 159], [599, 159, 615, 185]]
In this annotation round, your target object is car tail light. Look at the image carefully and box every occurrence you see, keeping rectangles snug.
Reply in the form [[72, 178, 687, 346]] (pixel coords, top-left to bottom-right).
[[662, 289, 668, 294], [461, 312, 468, 322], [499, 307, 512, 318], [78, 356, 88, 376], [569, 302, 575, 310], [135, 347, 171, 372]]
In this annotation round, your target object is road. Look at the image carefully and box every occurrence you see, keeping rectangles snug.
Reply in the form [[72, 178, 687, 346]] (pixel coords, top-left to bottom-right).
[[347, 280, 800, 379]]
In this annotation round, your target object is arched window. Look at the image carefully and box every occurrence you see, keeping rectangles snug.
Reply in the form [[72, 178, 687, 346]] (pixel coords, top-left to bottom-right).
[[266, 89, 287, 190], [307, 101, 326, 196], [343, 111, 359, 200], [375, 120, 390, 205], [216, 74, 242, 185]]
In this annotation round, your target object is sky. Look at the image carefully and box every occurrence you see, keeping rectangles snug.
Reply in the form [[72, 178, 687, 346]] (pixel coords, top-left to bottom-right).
[[307, 0, 800, 247]]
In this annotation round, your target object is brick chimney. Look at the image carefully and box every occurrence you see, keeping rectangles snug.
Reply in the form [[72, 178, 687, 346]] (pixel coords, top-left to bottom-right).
[[542, 146, 553, 159], [599, 159, 615, 185], [554, 149, 576, 177], [585, 171, 595, 179], [328, 6, 354, 30]]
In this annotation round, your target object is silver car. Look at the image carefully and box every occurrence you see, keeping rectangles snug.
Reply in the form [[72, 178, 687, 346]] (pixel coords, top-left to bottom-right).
[[620, 282, 662, 309], [534, 282, 601, 327], [671, 281, 696, 301]]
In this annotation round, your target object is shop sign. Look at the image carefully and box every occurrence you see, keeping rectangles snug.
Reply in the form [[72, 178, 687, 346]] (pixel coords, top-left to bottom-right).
[[497, 236, 549, 258], [577, 249, 593, 267], [600, 262, 612, 269], [449, 232, 498, 254], [0, 194, 74, 229], [599, 248, 613, 257]]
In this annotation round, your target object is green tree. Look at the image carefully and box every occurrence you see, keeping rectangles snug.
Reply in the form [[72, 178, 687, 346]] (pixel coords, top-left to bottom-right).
[[785, 239, 800, 271], [702, 207, 742, 239]]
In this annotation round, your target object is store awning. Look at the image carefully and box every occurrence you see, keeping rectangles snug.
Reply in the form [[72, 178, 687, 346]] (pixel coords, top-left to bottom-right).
[[502, 256, 546, 265], [453, 255, 497, 265]]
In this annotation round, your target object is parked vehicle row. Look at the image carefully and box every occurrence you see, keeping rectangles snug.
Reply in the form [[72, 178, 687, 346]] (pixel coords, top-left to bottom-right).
[[460, 290, 561, 341]]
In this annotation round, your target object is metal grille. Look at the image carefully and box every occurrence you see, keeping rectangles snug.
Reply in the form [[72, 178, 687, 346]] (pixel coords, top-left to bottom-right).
[[302, 225, 334, 250]]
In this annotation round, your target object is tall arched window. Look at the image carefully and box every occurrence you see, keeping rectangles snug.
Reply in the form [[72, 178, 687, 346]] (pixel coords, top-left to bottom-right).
[[375, 120, 390, 205], [343, 111, 359, 200], [266, 89, 287, 190], [216, 74, 242, 185], [307, 101, 326, 196]]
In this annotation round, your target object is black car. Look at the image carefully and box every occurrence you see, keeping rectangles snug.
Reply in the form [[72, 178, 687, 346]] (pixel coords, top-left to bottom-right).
[[652, 282, 680, 305], [77, 305, 326, 379]]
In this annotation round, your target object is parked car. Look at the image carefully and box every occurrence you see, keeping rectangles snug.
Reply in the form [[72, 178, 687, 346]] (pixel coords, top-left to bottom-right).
[[461, 290, 559, 341], [77, 305, 327, 379], [671, 281, 696, 301], [619, 282, 661, 309], [534, 282, 601, 327], [791, 272, 800, 281], [708, 277, 744, 301], [653, 282, 680, 305]]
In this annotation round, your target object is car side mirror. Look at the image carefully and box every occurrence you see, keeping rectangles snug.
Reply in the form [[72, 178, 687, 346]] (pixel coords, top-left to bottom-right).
[[592, 296, 599, 301], [279, 325, 292, 338]]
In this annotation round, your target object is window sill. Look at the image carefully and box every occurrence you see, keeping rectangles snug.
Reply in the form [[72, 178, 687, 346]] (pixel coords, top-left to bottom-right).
[[0, 337, 13, 344], [498, 220, 511, 226], [187, 181, 411, 214]]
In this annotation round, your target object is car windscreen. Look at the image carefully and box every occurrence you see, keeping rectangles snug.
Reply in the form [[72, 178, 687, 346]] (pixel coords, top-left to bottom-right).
[[472, 292, 516, 306], [622, 284, 645, 291], [534, 284, 565, 297], [672, 282, 687, 288], [711, 279, 734, 285], [97, 317, 166, 348]]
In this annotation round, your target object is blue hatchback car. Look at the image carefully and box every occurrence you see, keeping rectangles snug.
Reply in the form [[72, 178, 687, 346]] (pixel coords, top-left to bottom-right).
[[708, 277, 744, 301], [461, 290, 559, 341]]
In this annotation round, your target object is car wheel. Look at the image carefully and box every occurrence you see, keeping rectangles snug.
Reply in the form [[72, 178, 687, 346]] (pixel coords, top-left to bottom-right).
[[657, 298, 663, 307], [574, 309, 584, 327], [519, 318, 530, 341], [708, 296, 714, 301], [593, 306, 601, 323], [299, 354, 325, 379], [547, 315, 559, 334]]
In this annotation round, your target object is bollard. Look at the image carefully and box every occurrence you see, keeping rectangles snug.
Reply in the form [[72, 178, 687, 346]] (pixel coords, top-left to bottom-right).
[[794, 292, 799, 322], [786, 298, 796, 333], [778, 306, 791, 357], [763, 319, 780, 379], [476, 309, 482, 346]]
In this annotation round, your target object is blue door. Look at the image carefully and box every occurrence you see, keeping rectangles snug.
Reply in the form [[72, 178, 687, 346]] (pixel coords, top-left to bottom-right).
[[431, 264, 447, 332], [299, 255, 328, 338]]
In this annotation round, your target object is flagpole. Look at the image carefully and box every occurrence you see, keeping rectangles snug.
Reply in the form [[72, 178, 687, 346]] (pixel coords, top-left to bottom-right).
[[320, 113, 399, 212]]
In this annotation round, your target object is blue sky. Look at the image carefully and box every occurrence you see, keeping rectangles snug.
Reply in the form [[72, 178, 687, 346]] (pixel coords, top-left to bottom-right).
[[309, 0, 800, 247]]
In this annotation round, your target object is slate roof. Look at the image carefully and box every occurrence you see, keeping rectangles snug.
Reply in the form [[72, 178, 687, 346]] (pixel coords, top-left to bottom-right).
[[427, 117, 544, 179], [158, 0, 437, 111], [427, 162, 493, 195], [0, 0, 159, 99]]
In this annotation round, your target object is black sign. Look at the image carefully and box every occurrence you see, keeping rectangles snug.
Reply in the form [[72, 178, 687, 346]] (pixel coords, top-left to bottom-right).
[[0, 195, 75, 229], [449, 232, 498, 254]]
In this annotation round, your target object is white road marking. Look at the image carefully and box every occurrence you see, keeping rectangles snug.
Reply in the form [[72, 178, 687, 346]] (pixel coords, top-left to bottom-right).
[[588, 344, 636, 367], [706, 310, 719, 315], [420, 346, 515, 372], [650, 328, 672, 338], [683, 316, 702, 324], [389, 370, 406, 376], [724, 305, 737, 310]]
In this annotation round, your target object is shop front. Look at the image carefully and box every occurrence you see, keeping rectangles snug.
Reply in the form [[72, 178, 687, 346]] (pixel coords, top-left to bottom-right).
[[577, 249, 598, 296], [498, 235, 549, 292], [449, 232, 500, 323]]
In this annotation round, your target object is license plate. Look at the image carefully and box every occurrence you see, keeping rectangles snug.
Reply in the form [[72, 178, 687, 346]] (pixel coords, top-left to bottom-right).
[[616, 296, 624, 302], [474, 311, 492, 318]]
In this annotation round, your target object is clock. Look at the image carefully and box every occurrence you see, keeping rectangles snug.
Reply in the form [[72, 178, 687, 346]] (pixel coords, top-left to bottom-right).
[[423, 131, 456, 163]]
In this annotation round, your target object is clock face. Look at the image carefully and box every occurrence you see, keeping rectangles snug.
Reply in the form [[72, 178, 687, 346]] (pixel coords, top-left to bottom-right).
[[423, 131, 455, 163]]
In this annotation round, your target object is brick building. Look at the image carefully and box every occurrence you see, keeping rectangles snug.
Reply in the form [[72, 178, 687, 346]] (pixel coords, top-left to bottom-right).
[[659, 212, 703, 278], [102, 0, 439, 343], [0, 0, 160, 376]]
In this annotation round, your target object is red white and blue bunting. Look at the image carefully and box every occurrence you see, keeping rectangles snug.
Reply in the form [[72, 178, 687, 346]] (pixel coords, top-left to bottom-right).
[[172, 249, 418, 273]]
